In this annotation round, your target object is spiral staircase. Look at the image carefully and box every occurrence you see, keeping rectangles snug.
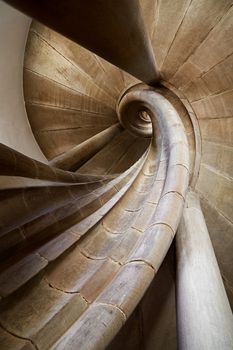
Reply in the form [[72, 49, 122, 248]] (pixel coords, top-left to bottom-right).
[[0, 1, 233, 349]]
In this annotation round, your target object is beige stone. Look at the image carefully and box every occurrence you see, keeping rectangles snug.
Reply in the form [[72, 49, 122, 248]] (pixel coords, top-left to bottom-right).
[[97, 262, 154, 317], [128, 224, 173, 270], [192, 90, 233, 119], [150, 192, 185, 234], [0, 253, 47, 297], [51, 303, 125, 350], [176, 192, 233, 349], [196, 163, 233, 221], [0, 327, 34, 350], [0, 279, 87, 349], [0, 2, 233, 349], [162, 0, 232, 79]]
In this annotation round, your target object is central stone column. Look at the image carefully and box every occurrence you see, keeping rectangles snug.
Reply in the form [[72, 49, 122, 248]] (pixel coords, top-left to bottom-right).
[[176, 191, 233, 350]]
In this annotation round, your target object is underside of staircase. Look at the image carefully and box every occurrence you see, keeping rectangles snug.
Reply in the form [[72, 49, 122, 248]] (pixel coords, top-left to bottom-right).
[[0, 1, 233, 349]]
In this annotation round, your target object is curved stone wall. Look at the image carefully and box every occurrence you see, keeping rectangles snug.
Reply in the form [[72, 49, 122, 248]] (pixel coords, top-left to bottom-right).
[[0, 1, 46, 162], [0, 0, 232, 349], [144, 0, 233, 306]]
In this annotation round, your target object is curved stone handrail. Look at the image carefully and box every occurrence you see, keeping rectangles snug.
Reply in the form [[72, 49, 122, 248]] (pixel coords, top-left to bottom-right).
[[0, 84, 190, 349], [1, 2, 233, 348], [51, 86, 190, 349]]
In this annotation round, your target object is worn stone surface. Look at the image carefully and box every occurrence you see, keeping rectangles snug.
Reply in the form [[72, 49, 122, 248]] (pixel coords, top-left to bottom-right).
[[108, 247, 177, 350], [176, 192, 233, 349], [0, 1, 233, 349], [97, 262, 155, 317], [0, 253, 48, 297], [0, 279, 88, 349], [51, 303, 126, 350], [0, 327, 35, 350]]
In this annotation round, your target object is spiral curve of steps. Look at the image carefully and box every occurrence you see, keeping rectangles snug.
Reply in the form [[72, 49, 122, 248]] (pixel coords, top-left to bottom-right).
[[0, 1, 233, 349]]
